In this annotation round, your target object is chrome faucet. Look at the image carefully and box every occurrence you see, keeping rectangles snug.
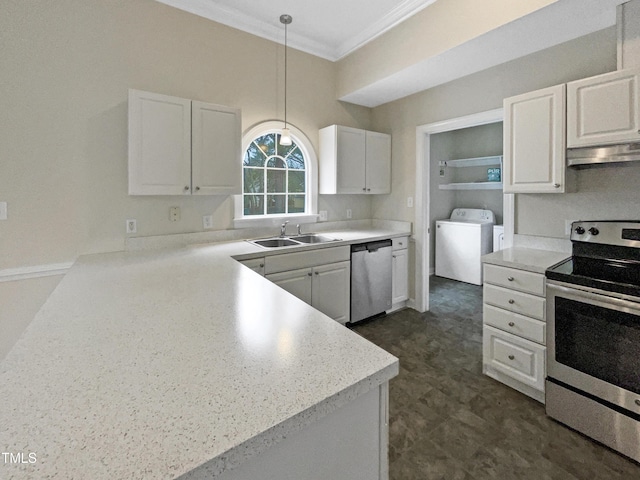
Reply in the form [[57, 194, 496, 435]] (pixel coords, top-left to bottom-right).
[[280, 220, 289, 238]]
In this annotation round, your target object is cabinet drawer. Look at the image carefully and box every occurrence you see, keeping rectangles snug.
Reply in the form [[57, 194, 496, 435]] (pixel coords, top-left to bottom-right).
[[483, 284, 545, 320], [265, 246, 350, 274], [483, 304, 545, 344], [484, 264, 545, 296], [392, 237, 409, 251], [483, 325, 545, 391]]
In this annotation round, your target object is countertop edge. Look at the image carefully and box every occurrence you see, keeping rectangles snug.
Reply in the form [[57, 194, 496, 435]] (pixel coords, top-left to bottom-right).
[[482, 247, 570, 274], [183, 361, 399, 478]]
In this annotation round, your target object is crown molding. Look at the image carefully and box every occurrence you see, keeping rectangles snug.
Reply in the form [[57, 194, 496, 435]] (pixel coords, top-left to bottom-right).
[[334, 0, 438, 60], [155, 0, 437, 61]]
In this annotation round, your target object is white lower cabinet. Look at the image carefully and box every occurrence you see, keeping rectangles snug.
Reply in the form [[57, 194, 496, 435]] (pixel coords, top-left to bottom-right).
[[239, 257, 265, 276], [265, 246, 351, 324], [267, 267, 313, 305], [391, 237, 409, 306], [482, 263, 547, 403]]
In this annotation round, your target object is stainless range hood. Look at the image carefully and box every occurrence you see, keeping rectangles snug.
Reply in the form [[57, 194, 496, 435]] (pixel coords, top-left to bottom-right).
[[567, 143, 640, 167]]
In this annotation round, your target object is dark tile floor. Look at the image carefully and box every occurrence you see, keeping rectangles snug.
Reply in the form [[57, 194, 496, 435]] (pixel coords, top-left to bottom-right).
[[352, 276, 640, 480]]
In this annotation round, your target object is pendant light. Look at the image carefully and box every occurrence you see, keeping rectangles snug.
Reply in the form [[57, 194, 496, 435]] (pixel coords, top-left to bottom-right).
[[279, 14, 293, 146]]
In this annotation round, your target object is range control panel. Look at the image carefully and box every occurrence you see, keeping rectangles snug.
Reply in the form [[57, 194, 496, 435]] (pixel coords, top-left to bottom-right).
[[571, 221, 640, 247]]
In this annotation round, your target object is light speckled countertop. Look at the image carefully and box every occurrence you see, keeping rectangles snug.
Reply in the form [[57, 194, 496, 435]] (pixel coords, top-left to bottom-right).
[[0, 228, 406, 479], [482, 247, 570, 274]]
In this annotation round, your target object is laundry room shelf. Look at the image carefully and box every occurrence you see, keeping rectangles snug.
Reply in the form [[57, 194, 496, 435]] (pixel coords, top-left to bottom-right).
[[444, 155, 503, 167], [439, 181, 503, 190]]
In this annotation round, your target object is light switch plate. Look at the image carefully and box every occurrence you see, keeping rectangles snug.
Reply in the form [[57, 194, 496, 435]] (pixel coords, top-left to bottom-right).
[[319, 210, 328, 221], [346, 209, 352, 219], [203, 215, 213, 229], [407, 196, 414, 208], [0, 202, 6, 220]]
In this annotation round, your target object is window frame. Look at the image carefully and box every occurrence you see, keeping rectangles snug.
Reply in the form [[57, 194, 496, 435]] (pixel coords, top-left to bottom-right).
[[234, 121, 318, 228]]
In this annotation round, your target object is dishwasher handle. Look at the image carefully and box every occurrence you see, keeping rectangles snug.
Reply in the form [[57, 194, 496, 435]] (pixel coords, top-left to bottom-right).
[[351, 239, 392, 254]]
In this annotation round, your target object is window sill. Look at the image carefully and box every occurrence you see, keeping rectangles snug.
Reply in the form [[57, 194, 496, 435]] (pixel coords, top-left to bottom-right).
[[233, 214, 319, 229]]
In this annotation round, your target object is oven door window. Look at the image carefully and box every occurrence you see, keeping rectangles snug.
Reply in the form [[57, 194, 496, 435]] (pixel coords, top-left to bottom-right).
[[555, 297, 640, 394]]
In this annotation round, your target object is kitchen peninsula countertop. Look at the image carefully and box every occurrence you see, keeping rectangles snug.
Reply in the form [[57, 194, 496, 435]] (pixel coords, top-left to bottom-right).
[[0, 228, 406, 479], [482, 247, 569, 274]]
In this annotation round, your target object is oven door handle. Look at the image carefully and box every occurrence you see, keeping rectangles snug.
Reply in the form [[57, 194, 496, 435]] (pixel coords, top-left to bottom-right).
[[547, 281, 640, 314]]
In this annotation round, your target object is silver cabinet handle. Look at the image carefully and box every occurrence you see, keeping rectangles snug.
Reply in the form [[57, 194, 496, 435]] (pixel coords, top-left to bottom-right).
[[508, 355, 515, 360], [367, 188, 371, 191], [508, 322, 515, 327], [507, 276, 514, 281], [635, 399, 640, 407], [307, 272, 312, 277], [553, 183, 560, 188], [314, 271, 319, 275], [399, 242, 403, 246], [184, 186, 189, 191], [508, 299, 515, 304], [259, 263, 264, 268], [195, 186, 200, 191], [362, 187, 366, 191]]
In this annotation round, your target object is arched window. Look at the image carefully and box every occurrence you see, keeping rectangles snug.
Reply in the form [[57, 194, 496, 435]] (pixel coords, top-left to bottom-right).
[[243, 132, 306, 216], [235, 121, 318, 227]]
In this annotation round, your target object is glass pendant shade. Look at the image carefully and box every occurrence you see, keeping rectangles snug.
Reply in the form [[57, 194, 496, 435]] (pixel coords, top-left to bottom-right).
[[280, 128, 292, 146]]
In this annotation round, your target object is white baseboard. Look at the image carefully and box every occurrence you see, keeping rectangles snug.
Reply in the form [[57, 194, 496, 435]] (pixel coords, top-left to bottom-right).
[[0, 262, 73, 283]]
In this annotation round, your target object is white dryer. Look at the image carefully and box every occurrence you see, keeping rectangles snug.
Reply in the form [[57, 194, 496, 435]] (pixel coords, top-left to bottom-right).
[[435, 208, 494, 285]]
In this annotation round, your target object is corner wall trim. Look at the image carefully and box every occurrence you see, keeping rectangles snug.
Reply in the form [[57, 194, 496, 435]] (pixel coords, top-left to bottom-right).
[[0, 262, 73, 283]]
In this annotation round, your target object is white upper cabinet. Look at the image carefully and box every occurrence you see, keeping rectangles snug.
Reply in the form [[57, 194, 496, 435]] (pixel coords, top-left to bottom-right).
[[191, 101, 241, 195], [128, 90, 192, 195], [567, 68, 640, 148], [503, 84, 566, 194], [128, 89, 241, 196], [319, 125, 391, 194]]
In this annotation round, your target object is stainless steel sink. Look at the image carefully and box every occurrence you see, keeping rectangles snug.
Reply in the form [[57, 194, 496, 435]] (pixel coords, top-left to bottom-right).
[[251, 238, 300, 248], [289, 234, 338, 244]]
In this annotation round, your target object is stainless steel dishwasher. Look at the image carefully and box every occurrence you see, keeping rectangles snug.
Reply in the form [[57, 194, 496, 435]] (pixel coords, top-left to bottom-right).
[[350, 239, 392, 323]]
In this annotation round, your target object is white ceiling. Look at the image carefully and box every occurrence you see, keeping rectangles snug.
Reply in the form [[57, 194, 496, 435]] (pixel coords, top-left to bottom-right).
[[156, 0, 627, 107], [155, 0, 437, 61]]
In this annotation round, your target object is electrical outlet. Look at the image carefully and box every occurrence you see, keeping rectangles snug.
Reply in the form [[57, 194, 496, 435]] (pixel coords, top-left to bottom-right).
[[346, 209, 352, 219], [126, 219, 137, 234], [0, 202, 7, 220], [169, 207, 181, 222], [319, 210, 328, 221], [407, 196, 414, 208], [202, 215, 213, 229]]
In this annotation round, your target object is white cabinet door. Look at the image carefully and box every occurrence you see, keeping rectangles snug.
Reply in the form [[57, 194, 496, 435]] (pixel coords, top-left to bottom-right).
[[239, 258, 265, 276], [567, 68, 640, 147], [391, 249, 408, 304], [365, 131, 391, 194], [311, 261, 351, 324], [128, 89, 191, 195], [192, 101, 241, 195], [267, 268, 313, 305], [503, 84, 566, 193], [319, 125, 391, 194], [336, 126, 366, 193]]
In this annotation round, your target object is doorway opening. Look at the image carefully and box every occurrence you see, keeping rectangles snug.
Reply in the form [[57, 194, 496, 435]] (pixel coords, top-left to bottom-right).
[[414, 108, 514, 312]]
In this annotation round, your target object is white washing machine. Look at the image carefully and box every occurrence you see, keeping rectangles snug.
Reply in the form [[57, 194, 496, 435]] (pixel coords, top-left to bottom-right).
[[435, 208, 495, 285]]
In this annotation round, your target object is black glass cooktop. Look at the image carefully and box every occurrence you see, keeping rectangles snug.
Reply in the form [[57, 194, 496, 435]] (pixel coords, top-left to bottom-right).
[[546, 256, 640, 298]]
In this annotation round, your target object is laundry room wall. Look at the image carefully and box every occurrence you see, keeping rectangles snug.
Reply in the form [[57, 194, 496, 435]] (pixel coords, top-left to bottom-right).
[[429, 122, 503, 272]]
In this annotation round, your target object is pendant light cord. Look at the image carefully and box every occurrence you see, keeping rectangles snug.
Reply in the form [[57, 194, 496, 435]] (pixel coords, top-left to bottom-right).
[[284, 19, 288, 129]]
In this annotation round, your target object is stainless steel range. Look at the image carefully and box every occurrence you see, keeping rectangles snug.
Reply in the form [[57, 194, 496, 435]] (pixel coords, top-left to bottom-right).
[[546, 221, 640, 463]]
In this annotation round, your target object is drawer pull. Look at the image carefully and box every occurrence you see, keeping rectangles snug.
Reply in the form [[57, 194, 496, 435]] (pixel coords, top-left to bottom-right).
[[508, 355, 515, 360], [507, 276, 514, 281], [508, 322, 515, 327], [508, 299, 515, 304], [635, 399, 640, 407]]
